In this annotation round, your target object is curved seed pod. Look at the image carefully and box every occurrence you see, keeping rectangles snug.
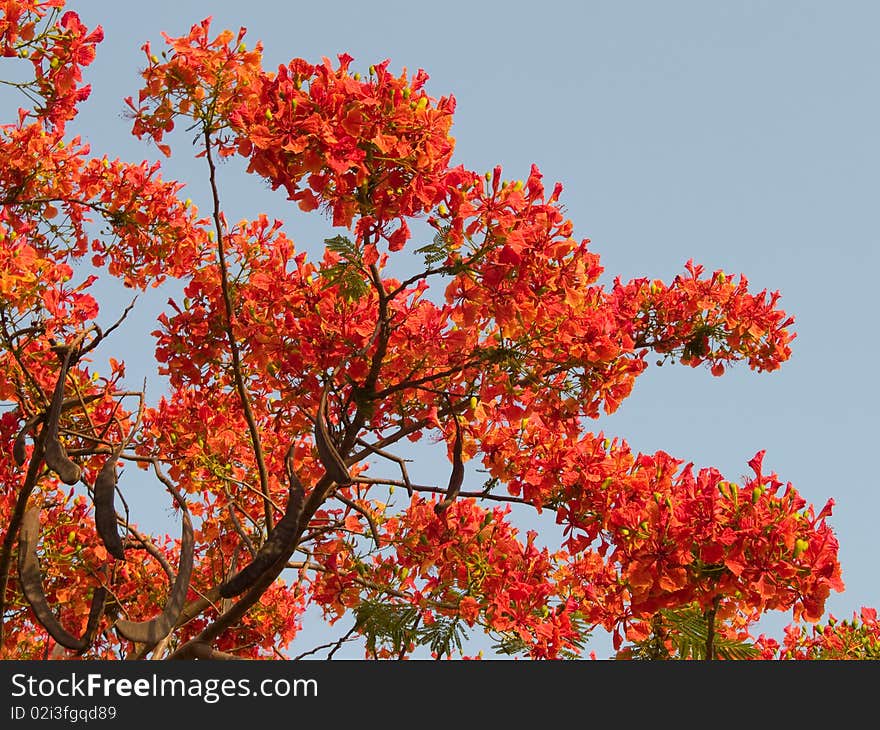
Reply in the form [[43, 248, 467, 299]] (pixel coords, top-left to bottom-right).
[[12, 426, 28, 466], [114, 507, 194, 646], [93, 453, 125, 560], [41, 347, 81, 485], [43, 437, 81, 485], [219, 461, 305, 599], [18, 507, 108, 652], [435, 417, 464, 515], [76, 586, 109, 654], [314, 385, 351, 485], [12, 394, 103, 469]]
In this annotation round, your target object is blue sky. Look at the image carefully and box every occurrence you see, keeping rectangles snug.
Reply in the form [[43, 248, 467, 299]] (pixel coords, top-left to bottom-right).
[[16, 1, 878, 657]]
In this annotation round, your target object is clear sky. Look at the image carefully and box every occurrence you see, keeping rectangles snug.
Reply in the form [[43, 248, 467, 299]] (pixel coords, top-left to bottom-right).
[[21, 1, 879, 657]]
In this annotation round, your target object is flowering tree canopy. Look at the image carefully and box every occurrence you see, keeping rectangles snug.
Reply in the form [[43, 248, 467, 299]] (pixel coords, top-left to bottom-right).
[[0, 1, 869, 660]]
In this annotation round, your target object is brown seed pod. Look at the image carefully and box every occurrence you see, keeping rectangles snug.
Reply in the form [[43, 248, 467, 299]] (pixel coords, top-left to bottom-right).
[[17, 507, 107, 653], [93, 453, 125, 560], [314, 384, 351, 485], [114, 506, 194, 646], [12, 427, 28, 466], [40, 347, 81, 485], [219, 460, 305, 599], [435, 416, 464, 515], [12, 393, 103, 469], [43, 436, 81, 485]]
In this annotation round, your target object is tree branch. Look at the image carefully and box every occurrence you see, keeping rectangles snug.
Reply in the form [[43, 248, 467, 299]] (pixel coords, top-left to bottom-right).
[[203, 128, 273, 533]]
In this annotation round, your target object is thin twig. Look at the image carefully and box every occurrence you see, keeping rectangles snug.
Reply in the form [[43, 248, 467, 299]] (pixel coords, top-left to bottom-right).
[[348, 396, 469, 461], [122, 526, 175, 581], [220, 474, 284, 516], [355, 437, 413, 496], [293, 626, 359, 660], [334, 492, 381, 548], [353, 476, 552, 509], [371, 359, 484, 400], [80, 298, 138, 358], [203, 127, 272, 533], [227, 504, 257, 560]]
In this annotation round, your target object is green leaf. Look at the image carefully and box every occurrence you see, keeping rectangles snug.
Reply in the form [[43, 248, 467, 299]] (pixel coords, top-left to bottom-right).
[[320, 235, 368, 301], [353, 599, 420, 657], [491, 632, 530, 656], [416, 615, 467, 659], [353, 599, 470, 658], [662, 605, 760, 660], [414, 226, 453, 267], [626, 605, 760, 660]]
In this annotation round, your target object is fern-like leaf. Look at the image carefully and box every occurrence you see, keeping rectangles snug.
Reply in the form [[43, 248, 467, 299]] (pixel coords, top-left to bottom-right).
[[320, 235, 369, 301], [491, 632, 530, 656], [414, 226, 453, 267], [353, 599, 420, 657], [353, 599, 470, 658], [663, 606, 760, 660], [417, 615, 467, 659]]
